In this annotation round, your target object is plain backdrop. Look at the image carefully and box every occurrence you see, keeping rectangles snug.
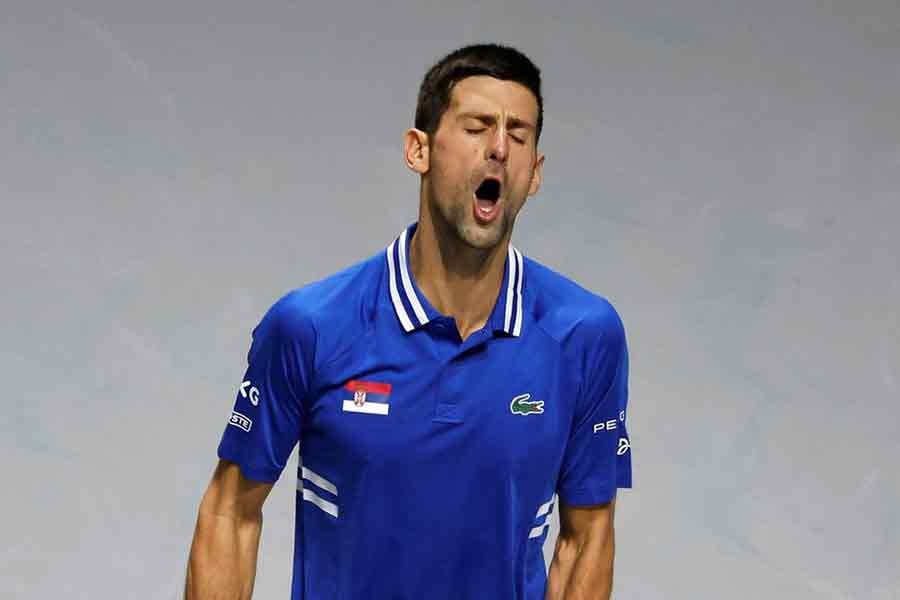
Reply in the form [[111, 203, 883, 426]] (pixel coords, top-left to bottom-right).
[[2, 1, 899, 598]]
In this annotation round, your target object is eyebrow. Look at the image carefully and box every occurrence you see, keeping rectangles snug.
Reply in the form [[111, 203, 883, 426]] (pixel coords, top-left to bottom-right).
[[457, 112, 535, 131]]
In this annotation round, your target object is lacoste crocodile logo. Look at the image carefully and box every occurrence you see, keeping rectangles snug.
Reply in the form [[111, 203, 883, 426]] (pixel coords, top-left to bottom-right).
[[510, 393, 544, 416]]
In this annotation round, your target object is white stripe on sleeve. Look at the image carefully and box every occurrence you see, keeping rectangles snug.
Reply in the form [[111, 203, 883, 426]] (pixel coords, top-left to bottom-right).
[[301, 466, 338, 495], [302, 487, 339, 518]]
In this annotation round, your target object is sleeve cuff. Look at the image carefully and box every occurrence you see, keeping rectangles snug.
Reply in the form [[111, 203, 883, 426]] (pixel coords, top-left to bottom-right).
[[217, 441, 282, 484], [558, 475, 626, 507]]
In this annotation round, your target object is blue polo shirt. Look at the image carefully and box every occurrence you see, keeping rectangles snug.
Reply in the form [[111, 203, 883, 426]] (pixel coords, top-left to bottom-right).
[[217, 223, 632, 600]]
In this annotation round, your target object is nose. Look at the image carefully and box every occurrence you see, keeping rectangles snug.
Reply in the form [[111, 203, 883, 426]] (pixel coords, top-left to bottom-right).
[[486, 127, 508, 164]]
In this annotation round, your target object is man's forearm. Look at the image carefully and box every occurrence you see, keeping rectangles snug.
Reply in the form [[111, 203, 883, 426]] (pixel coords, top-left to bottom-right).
[[545, 526, 615, 600], [185, 510, 263, 600]]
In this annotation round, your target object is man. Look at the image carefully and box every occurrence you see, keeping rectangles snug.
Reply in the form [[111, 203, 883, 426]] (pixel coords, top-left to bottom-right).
[[185, 43, 631, 600]]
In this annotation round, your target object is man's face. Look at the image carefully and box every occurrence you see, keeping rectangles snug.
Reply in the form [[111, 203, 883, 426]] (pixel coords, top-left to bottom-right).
[[422, 75, 544, 251]]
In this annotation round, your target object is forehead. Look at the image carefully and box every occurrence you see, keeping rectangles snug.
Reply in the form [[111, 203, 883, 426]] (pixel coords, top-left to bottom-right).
[[447, 76, 538, 122]]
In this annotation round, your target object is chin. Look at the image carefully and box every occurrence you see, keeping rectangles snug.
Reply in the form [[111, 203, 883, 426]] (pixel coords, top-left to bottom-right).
[[458, 221, 507, 250]]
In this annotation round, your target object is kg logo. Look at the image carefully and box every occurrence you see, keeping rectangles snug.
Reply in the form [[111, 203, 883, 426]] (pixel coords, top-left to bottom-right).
[[239, 380, 260, 406], [510, 393, 544, 416]]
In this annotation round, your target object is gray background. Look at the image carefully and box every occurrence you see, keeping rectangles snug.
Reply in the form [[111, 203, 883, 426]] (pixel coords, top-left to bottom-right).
[[2, 0, 898, 598]]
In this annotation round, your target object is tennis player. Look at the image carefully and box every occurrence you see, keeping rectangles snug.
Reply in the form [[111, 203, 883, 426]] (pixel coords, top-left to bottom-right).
[[185, 43, 632, 600]]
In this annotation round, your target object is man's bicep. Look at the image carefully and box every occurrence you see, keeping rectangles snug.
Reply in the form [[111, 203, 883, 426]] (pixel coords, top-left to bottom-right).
[[556, 385, 627, 506], [199, 459, 275, 519], [558, 496, 616, 540], [557, 307, 631, 505], [217, 292, 315, 483]]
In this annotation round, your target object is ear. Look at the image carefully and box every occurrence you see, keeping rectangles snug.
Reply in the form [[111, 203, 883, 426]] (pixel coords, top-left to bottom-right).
[[527, 152, 545, 197], [404, 128, 430, 175]]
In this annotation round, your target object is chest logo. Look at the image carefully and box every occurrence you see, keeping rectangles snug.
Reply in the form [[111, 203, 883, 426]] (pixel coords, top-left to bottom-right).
[[342, 380, 392, 416], [510, 393, 544, 416]]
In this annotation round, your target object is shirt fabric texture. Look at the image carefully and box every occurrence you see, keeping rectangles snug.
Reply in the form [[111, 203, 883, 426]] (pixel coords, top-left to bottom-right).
[[217, 223, 632, 600]]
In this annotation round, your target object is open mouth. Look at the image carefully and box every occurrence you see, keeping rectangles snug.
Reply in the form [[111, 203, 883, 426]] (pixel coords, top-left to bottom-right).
[[473, 177, 502, 223], [475, 177, 501, 202]]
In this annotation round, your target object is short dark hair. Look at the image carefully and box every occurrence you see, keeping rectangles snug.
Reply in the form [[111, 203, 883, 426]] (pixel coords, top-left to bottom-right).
[[414, 43, 543, 144]]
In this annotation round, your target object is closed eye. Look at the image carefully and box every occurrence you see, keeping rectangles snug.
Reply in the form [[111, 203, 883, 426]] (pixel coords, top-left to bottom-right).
[[465, 128, 486, 134]]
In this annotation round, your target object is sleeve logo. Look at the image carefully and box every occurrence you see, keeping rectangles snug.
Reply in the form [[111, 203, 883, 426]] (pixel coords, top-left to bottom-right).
[[239, 380, 260, 406], [229, 411, 253, 432], [593, 419, 618, 433], [593, 411, 626, 434]]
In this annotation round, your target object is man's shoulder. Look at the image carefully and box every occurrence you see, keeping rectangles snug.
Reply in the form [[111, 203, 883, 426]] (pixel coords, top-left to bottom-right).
[[523, 255, 625, 347], [282, 251, 383, 313], [258, 250, 384, 342]]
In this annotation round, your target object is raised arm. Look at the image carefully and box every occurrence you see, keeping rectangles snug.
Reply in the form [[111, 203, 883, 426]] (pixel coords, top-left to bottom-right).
[[545, 497, 617, 600], [185, 460, 274, 600]]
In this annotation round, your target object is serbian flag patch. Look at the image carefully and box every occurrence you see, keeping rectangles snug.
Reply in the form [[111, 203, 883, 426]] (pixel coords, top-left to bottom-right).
[[342, 380, 392, 415]]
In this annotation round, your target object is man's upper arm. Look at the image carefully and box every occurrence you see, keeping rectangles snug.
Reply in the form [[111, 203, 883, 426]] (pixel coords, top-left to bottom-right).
[[217, 291, 317, 484], [557, 496, 616, 543], [199, 459, 275, 519], [557, 300, 632, 506]]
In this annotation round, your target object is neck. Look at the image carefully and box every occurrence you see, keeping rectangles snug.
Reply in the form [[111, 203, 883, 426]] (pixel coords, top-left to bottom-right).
[[409, 217, 508, 341]]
